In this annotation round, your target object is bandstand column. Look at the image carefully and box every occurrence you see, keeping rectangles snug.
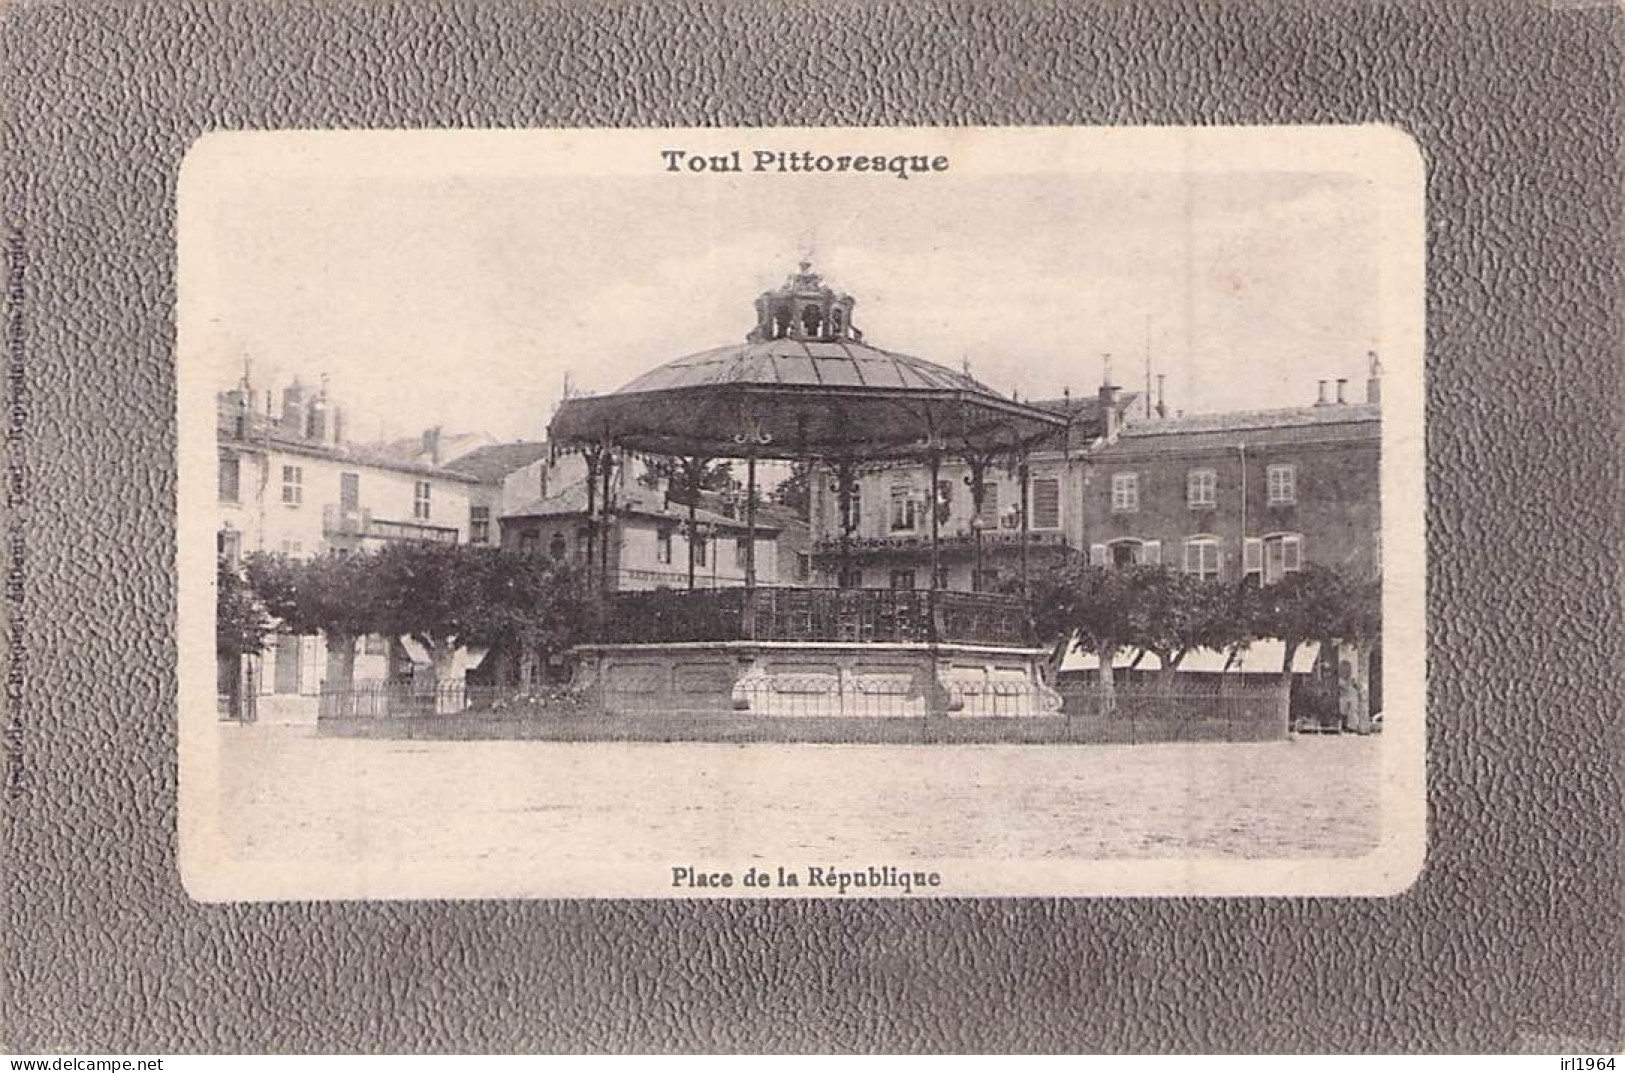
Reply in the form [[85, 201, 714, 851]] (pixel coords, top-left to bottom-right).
[[599, 439, 615, 594], [928, 449, 942, 591], [1017, 449, 1032, 596]]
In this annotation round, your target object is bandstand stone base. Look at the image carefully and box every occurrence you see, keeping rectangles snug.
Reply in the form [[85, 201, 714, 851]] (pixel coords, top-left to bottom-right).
[[570, 641, 1063, 720]]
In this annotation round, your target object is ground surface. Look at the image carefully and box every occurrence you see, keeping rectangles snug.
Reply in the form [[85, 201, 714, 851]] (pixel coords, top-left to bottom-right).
[[209, 726, 1383, 873]]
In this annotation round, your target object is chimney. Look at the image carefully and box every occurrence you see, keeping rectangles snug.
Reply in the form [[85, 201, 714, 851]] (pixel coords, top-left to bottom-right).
[[332, 406, 347, 445], [1099, 382, 1121, 440], [280, 380, 308, 435], [306, 396, 328, 442], [1335, 378, 1348, 405], [421, 426, 442, 465], [1314, 379, 1330, 407], [1367, 351, 1382, 405]]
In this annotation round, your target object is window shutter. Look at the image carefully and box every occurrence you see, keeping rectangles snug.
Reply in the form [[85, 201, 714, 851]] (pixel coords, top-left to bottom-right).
[[1143, 540, 1162, 566], [1089, 543, 1108, 566], [1183, 540, 1198, 574], [1243, 537, 1263, 574], [1284, 534, 1303, 572]]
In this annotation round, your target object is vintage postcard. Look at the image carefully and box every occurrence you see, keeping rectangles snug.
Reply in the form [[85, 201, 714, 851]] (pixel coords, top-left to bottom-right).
[[176, 126, 1425, 900]]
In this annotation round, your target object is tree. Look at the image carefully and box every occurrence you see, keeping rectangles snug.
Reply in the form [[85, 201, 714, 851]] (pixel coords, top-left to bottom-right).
[[470, 551, 592, 686], [1122, 569, 1248, 690], [245, 550, 381, 692], [769, 462, 811, 517], [368, 542, 494, 686], [1247, 565, 1382, 716], [638, 455, 734, 502], [1030, 561, 1146, 709], [217, 558, 273, 660]]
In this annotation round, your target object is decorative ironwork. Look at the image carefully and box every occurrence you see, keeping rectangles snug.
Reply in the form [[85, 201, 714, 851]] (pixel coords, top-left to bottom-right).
[[595, 587, 1032, 647]]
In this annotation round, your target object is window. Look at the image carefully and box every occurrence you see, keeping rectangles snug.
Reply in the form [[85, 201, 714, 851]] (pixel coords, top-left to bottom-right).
[[657, 528, 673, 564], [339, 472, 360, 511], [974, 567, 1001, 593], [1247, 533, 1304, 584], [1184, 536, 1221, 581], [1092, 539, 1159, 568], [1267, 464, 1296, 506], [281, 464, 303, 506], [693, 533, 708, 567], [934, 566, 950, 590], [469, 506, 490, 544], [519, 530, 540, 556], [549, 532, 567, 560], [839, 567, 864, 589], [976, 483, 1000, 528], [734, 537, 749, 569], [216, 528, 241, 564], [795, 552, 810, 582], [413, 480, 432, 519], [279, 539, 303, 557], [218, 454, 241, 503], [1187, 469, 1217, 509], [575, 527, 590, 562], [889, 569, 916, 591], [362, 634, 389, 656], [889, 483, 918, 531], [1030, 476, 1061, 530], [1111, 472, 1139, 513], [837, 482, 862, 533]]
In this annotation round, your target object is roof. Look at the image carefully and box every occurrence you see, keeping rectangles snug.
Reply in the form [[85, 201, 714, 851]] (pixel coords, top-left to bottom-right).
[[1096, 402, 1380, 455], [1060, 640, 1322, 675], [548, 342, 1067, 461], [616, 338, 1000, 395], [367, 430, 497, 465], [442, 441, 553, 484], [502, 481, 783, 534], [1120, 403, 1379, 438], [218, 413, 483, 483]]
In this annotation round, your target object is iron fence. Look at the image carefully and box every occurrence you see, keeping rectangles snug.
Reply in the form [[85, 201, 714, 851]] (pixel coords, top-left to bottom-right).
[[595, 586, 1031, 647], [318, 679, 589, 720]]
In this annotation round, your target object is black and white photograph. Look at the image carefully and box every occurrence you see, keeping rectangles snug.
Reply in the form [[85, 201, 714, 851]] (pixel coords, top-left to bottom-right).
[[177, 126, 1425, 900]]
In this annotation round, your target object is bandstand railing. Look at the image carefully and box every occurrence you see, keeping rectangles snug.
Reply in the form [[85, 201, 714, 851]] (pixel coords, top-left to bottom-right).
[[595, 587, 1033, 647]]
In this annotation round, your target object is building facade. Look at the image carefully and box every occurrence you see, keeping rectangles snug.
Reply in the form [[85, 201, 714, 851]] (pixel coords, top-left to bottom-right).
[[806, 388, 1138, 592], [216, 377, 483, 718], [499, 472, 783, 591], [805, 371, 1381, 592]]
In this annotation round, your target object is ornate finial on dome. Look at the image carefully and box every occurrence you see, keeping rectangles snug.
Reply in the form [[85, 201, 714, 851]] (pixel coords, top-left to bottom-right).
[[747, 263, 862, 344]]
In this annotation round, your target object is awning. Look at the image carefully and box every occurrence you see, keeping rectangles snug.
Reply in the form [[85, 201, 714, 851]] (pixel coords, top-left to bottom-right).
[[1061, 640, 1322, 675]]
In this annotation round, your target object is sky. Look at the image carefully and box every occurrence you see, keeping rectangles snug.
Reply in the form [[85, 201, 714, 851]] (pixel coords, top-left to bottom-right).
[[186, 133, 1385, 444]]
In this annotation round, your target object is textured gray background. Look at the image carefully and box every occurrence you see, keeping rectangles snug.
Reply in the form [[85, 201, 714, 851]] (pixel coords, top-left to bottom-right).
[[2, 0, 1621, 1054]]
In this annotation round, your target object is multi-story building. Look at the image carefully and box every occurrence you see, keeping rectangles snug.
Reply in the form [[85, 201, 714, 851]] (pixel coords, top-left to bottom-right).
[[1081, 373, 1380, 584], [216, 376, 484, 718], [805, 367, 1381, 592], [441, 441, 571, 548], [498, 474, 783, 591], [806, 388, 1141, 592]]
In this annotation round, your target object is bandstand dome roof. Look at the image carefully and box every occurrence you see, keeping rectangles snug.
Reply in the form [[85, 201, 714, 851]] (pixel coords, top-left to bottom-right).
[[549, 264, 1065, 462]]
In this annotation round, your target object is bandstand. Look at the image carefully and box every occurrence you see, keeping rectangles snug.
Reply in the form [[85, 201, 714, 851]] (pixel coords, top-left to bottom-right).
[[547, 265, 1069, 721]]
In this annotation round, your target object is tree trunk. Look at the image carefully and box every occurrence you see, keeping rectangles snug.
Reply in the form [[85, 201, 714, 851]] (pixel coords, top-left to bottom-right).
[[517, 647, 539, 690], [323, 632, 358, 693], [1041, 632, 1072, 683], [414, 635, 458, 687], [1097, 643, 1118, 714], [1156, 650, 1181, 693], [1278, 636, 1300, 728]]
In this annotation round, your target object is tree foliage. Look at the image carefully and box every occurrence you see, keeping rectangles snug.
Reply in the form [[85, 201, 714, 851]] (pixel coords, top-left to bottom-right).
[[769, 462, 811, 517], [1246, 564, 1380, 670], [216, 558, 273, 658]]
